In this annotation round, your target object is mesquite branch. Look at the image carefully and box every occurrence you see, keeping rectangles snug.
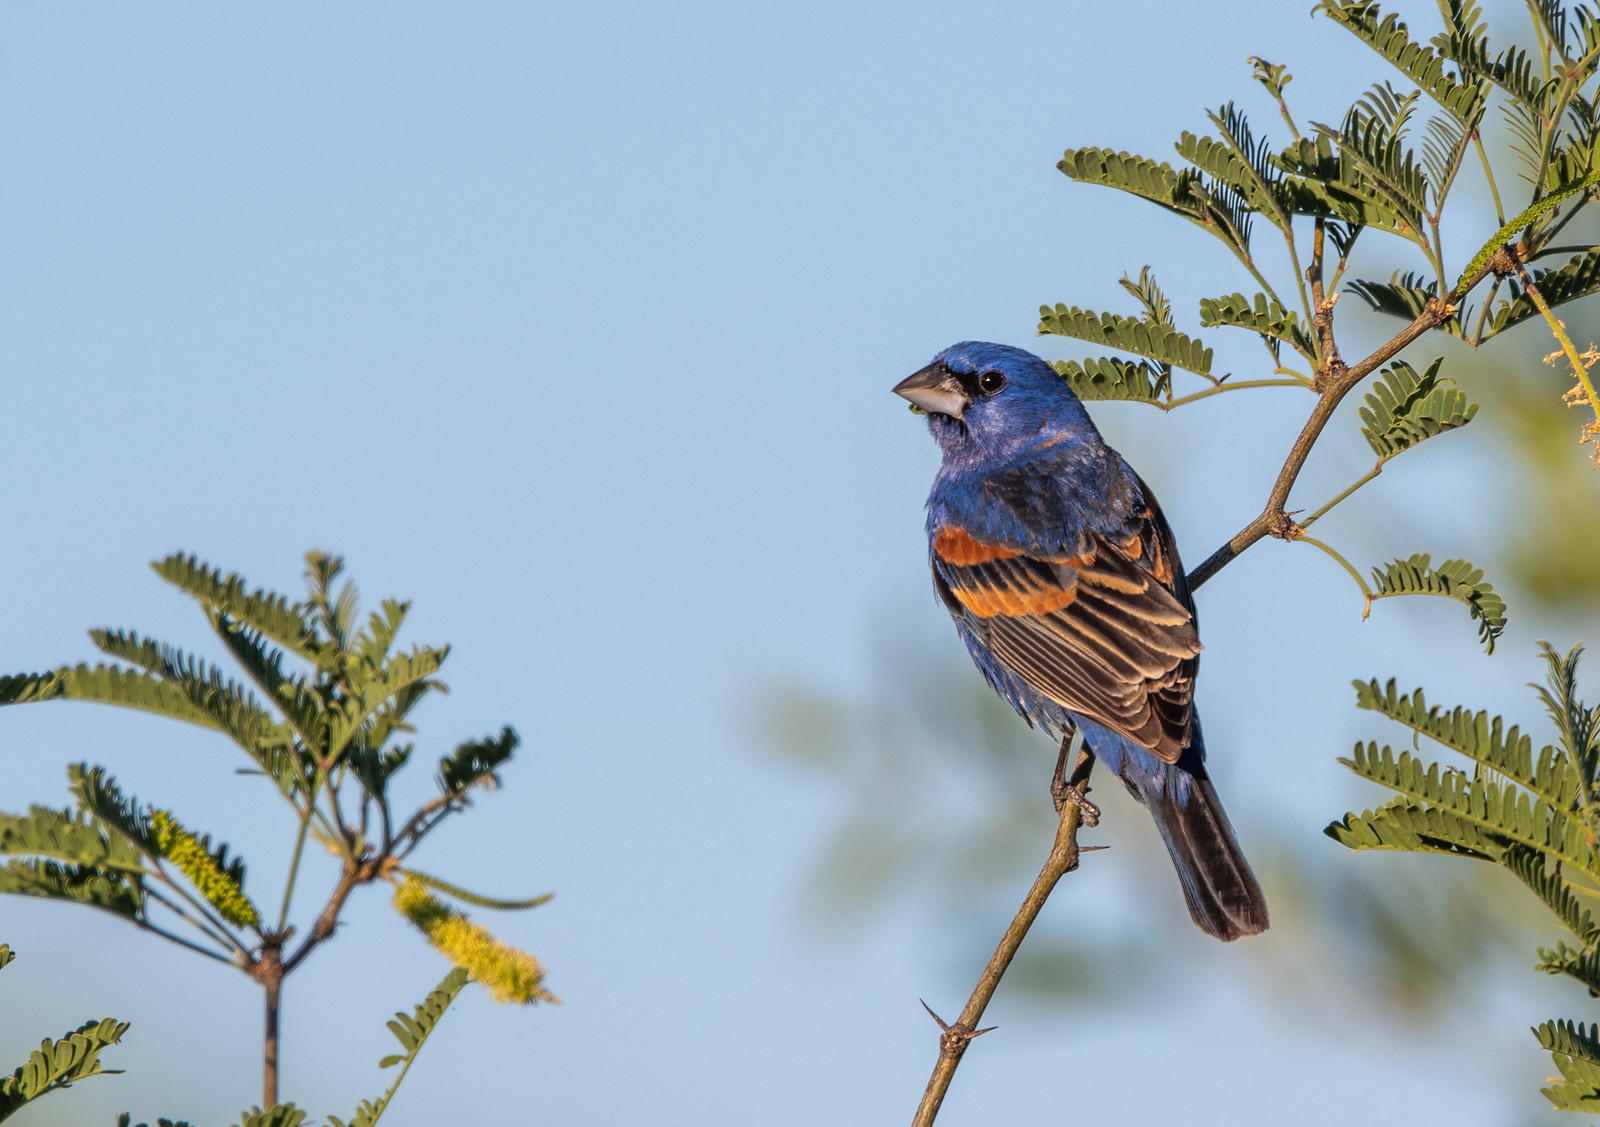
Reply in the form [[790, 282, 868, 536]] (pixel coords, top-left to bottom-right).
[[1185, 255, 1497, 593], [911, 746, 1094, 1127]]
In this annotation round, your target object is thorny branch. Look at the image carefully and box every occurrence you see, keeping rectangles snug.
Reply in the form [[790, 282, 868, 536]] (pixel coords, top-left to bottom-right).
[[910, 744, 1095, 1127], [1184, 258, 1491, 592]]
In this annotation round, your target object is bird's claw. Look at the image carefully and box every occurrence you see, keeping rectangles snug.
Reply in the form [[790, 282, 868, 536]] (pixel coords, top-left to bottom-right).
[[1052, 780, 1100, 826]]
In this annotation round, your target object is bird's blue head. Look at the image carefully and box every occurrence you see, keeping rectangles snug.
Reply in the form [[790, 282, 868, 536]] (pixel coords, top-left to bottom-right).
[[893, 341, 1097, 466]]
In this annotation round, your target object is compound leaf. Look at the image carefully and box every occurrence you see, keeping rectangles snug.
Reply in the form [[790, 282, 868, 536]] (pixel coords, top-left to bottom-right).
[[231, 1107, 306, 1127], [1539, 1021, 1600, 1111], [1316, 1, 1488, 126], [327, 969, 470, 1127], [0, 1016, 130, 1121], [438, 727, 518, 799], [152, 555, 318, 662], [1198, 291, 1316, 360], [1478, 252, 1600, 342], [1346, 271, 1464, 336], [1037, 306, 1214, 377], [1351, 679, 1576, 808], [1368, 553, 1507, 653], [1357, 358, 1477, 460], [1057, 147, 1252, 261], [1049, 358, 1166, 405]]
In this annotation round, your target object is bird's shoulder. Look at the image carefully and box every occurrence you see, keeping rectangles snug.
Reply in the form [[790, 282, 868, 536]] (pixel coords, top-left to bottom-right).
[[927, 438, 1144, 557]]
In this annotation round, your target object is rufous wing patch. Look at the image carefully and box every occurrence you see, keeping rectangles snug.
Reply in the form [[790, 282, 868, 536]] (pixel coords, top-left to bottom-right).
[[934, 525, 1022, 566], [1149, 539, 1174, 586]]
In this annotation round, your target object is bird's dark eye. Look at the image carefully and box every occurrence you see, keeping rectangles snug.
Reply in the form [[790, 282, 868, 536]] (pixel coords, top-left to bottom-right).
[[977, 370, 1006, 394]]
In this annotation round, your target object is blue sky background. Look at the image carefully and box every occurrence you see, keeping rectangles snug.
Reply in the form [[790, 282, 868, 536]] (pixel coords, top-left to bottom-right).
[[0, 2, 1594, 1124]]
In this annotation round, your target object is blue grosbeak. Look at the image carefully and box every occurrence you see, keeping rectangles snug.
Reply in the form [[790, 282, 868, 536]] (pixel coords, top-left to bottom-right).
[[895, 341, 1268, 941]]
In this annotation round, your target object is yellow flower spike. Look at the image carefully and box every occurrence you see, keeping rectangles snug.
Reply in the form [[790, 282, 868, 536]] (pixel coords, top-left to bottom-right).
[[149, 810, 261, 930], [392, 876, 557, 1005]]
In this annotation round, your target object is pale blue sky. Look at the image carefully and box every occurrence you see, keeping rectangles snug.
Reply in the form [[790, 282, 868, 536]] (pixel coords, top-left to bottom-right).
[[0, 2, 1588, 1124]]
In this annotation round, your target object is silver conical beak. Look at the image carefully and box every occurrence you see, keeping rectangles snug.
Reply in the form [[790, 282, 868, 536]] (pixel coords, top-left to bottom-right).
[[893, 363, 968, 419]]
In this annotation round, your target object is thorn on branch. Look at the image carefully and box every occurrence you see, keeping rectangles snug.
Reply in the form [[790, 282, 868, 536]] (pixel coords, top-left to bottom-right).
[[1310, 363, 1348, 394], [920, 1000, 996, 1060], [1423, 297, 1460, 326], [1270, 512, 1306, 541]]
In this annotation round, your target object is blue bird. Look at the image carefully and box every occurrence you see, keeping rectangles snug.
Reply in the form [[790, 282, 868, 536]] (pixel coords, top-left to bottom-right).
[[894, 341, 1268, 941]]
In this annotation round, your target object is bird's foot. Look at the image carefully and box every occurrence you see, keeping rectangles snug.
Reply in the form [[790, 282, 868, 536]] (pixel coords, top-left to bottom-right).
[[1051, 779, 1100, 826]]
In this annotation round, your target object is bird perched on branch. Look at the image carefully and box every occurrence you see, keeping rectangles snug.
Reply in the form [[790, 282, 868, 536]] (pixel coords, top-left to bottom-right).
[[894, 341, 1268, 941]]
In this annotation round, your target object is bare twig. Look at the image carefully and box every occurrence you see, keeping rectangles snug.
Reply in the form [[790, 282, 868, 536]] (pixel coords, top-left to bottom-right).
[[910, 745, 1093, 1126]]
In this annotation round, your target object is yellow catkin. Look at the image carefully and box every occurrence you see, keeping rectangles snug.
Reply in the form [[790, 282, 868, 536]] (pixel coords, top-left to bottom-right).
[[392, 877, 556, 1005], [149, 810, 261, 930]]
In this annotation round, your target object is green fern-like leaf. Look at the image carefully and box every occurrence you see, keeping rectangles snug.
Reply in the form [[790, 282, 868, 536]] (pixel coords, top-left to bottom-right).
[[1504, 844, 1600, 945], [1037, 306, 1213, 377], [1117, 266, 1173, 328], [1198, 291, 1316, 361], [1351, 678, 1577, 808], [1316, 1, 1488, 125], [1536, 643, 1600, 787], [0, 860, 143, 920], [1367, 553, 1507, 652], [325, 646, 449, 764], [1337, 646, 1600, 1114], [0, 803, 147, 875], [0, 672, 65, 707], [1539, 1020, 1600, 1111], [1049, 358, 1166, 405], [46, 664, 218, 732], [437, 727, 518, 799], [1176, 103, 1294, 234], [326, 969, 470, 1127], [1478, 252, 1600, 341], [0, 1017, 130, 1122], [1536, 940, 1600, 997], [1309, 84, 1432, 245], [1334, 742, 1594, 873], [381, 967, 468, 1066], [68, 766, 158, 858], [1346, 271, 1464, 336], [1357, 358, 1477, 460], [86, 632, 287, 747], [1326, 794, 1506, 859], [1057, 147, 1252, 261], [231, 1106, 306, 1127], [152, 555, 318, 661], [1546, 129, 1600, 196], [1274, 133, 1414, 232]]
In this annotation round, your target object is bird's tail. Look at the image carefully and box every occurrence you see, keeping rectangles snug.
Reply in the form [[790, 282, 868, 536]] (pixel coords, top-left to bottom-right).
[[1147, 774, 1269, 942]]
